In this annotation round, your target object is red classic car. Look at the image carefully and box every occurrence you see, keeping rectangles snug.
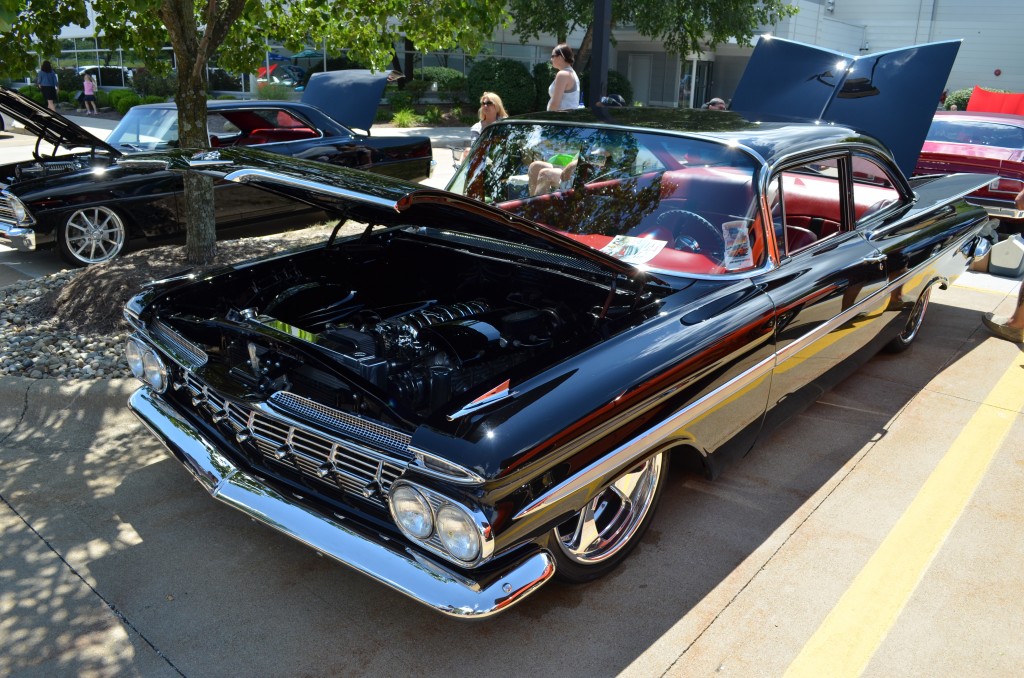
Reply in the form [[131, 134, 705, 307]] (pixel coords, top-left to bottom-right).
[[915, 111, 1024, 227]]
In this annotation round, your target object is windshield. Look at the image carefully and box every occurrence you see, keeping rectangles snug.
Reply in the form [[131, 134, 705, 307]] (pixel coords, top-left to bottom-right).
[[926, 118, 1024, 149], [447, 123, 764, 276], [107, 107, 179, 151]]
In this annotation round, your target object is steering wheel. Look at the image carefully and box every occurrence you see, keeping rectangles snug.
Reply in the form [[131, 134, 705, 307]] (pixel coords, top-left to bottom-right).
[[656, 209, 724, 259]]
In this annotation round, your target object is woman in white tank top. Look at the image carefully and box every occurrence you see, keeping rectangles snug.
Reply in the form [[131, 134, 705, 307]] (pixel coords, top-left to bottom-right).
[[547, 43, 580, 111]]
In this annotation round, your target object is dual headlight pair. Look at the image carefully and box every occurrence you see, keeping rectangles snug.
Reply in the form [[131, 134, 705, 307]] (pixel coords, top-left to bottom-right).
[[388, 483, 492, 566], [125, 337, 169, 392]]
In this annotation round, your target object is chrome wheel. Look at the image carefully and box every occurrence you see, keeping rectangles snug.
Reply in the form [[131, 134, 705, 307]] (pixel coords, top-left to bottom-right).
[[59, 206, 127, 266], [887, 287, 931, 353], [554, 452, 666, 565]]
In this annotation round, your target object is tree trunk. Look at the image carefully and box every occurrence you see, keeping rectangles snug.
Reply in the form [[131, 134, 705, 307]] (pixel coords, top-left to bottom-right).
[[176, 63, 218, 265], [576, 25, 595, 74]]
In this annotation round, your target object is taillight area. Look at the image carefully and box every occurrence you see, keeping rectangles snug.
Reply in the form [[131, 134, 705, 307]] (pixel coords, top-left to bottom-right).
[[988, 177, 1024, 195]]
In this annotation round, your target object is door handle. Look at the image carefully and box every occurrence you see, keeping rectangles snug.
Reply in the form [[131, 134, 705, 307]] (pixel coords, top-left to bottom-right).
[[863, 253, 887, 265]]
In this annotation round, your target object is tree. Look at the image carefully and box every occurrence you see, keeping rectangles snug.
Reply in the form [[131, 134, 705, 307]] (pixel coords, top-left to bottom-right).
[[0, 0, 506, 264], [505, 0, 798, 74]]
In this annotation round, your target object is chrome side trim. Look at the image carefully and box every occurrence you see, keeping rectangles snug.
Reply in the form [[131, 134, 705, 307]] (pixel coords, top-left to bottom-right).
[[514, 352, 776, 520], [224, 168, 402, 211], [515, 227, 979, 521], [130, 387, 555, 618]]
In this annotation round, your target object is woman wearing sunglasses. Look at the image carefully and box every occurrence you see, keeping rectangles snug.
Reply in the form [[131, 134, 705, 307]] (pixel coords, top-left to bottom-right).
[[547, 43, 580, 111], [471, 92, 508, 138]]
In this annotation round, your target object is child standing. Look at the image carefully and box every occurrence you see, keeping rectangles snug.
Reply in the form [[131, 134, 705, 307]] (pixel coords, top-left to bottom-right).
[[82, 73, 98, 115]]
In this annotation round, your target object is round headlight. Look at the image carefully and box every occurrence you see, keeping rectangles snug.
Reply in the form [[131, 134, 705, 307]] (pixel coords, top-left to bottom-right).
[[125, 340, 145, 379], [142, 350, 167, 392], [390, 485, 433, 539], [436, 504, 481, 562]]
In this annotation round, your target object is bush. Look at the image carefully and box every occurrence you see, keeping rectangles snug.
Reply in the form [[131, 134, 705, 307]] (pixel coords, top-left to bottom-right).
[[20, 85, 44, 105], [132, 68, 177, 98], [532, 62, 553, 112], [391, 108, 421, 127], [115, 93, 143, 115], [216, 93, 238, 100], [385, 83, 414, 111], [374, 108, 392, 123], [255, 83, 294, 100], [415, 66, 466, 102], [108, 88, 135, 108], [467, 57, 536, 115], [56, 68, 80, 93], [422, 105, 443, 124], [142, 95, 166, 104], [207, 68, 242, 92], [404, 78, 431, 104], [94, 90, 111, 108]]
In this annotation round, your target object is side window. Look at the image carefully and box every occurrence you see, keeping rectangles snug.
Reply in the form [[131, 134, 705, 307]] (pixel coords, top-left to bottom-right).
[[774, 157, 843, 257], [852, 155, 902, 225]]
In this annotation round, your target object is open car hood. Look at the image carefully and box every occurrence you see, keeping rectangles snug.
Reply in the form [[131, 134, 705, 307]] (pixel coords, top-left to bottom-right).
[[730, 37, 960, 178], [124, 148, 649, 282], [0, 86, 120, 155], [300, 69, 391, 133]]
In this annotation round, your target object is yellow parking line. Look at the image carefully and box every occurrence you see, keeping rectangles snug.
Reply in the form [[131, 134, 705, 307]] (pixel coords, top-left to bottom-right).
[[784, 350, 1024, 678]]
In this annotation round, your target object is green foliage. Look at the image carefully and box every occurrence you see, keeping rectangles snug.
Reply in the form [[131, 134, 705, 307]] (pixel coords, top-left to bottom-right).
[[216, 93, 239, 100], [467, 57, 536, 115], [505, 0, 798, 57], [255, 83, 294, 100], [59, 89, 76, 104], [423, 105, 443, 124], [114, 93, 143, 115], [385, 83, 414, 111], [415, 66, 467, 102], [20, 85, 44, 105], [374, 108, 392, 123], [391, 108, 421, 128], [142, 95, 167, 104], [532, 62, 553, 111], [94, 90, 111, 108], [579, 68, 634, 105], [459, 111, 479, 125], [404, 78, 431, 103], [108, 89, 135, 108], [132, 69, 177, 98]]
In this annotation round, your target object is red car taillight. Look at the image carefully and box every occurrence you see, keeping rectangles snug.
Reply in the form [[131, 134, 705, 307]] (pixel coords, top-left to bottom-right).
[[988, 177, 1024, 194]]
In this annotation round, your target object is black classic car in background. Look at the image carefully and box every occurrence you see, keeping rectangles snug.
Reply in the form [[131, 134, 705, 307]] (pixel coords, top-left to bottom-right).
[[123, 39, 995, 617], [0, 71, 431, 266]]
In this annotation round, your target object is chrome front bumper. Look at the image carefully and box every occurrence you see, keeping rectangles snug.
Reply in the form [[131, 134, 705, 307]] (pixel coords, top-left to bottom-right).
[[0, 224, 36, 251], [128, 387, 556, 618]]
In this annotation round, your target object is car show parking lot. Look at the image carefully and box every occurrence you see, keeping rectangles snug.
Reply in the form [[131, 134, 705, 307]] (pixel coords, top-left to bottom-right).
[[1, 274, 1022, 676]]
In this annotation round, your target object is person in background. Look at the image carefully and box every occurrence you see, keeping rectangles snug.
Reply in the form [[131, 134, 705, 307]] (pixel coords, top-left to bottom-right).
[[37, 61, 59, 112], [81, 73, 98, 115], [705, 97, 727, 111], [547, 43, 580, 111], [471, 92, 507, 139], [982, 187, 1024, 342]]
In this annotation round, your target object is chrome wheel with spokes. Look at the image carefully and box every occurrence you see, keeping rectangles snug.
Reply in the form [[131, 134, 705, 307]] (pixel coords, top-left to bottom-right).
[[552, 451, 668, 581], [886, 286, 931, 353], [58, 206, 127, 266]]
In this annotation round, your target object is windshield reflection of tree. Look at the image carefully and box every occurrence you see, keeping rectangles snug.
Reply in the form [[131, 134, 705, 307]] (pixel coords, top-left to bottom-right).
[[461, 124, 753, 240]]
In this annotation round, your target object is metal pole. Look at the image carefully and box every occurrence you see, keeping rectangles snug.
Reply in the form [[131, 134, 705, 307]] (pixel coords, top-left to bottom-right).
[[589, 0, 612, 107]]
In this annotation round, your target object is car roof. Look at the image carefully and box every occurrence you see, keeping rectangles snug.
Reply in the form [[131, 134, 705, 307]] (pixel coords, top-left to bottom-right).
[[507, 108, 885, 168], [933, 110, 1024, 126]]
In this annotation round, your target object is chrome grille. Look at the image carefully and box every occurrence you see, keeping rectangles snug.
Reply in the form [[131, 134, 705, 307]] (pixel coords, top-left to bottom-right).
[[0, 195, 15, 224], [152, 319, 208, 367], [179, 373, 407, 509], [270, 391, 412, 456]]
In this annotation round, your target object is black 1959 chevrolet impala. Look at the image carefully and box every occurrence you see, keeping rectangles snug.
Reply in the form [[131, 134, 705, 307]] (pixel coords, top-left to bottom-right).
[[122, 38, 996, 617]]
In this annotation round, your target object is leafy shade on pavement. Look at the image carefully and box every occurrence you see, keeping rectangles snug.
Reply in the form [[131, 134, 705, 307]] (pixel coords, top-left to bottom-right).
[[25, 223, 346, 335]]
